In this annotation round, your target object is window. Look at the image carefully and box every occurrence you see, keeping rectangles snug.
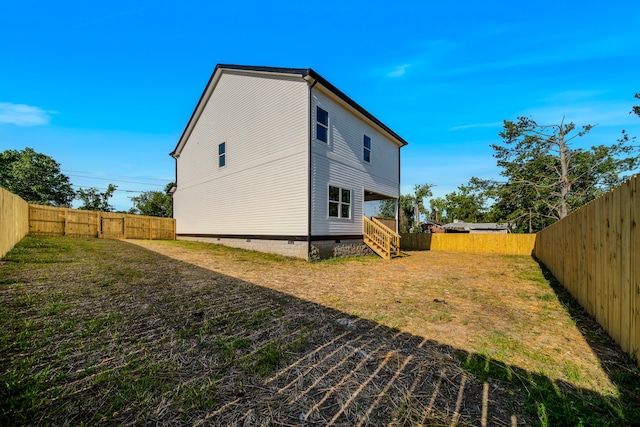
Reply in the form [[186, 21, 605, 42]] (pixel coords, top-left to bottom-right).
[[328, 185, 351, 218], [218, 142, 226, 167], [316, 106, 329, 143], [363, 135, 371, 163]]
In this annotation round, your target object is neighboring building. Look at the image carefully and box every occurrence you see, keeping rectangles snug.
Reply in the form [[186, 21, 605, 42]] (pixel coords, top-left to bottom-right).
[[442, 221, 510, 234], [170, 64, 407, 260], [421, 221, 444, 233]]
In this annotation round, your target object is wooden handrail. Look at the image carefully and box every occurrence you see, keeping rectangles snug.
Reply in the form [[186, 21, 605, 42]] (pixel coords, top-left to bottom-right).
[[363, 216, 401, 259]]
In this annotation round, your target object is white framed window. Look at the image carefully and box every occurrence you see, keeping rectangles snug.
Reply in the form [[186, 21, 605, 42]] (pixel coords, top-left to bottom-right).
[[316, 106, 329, 143], [218, 142, 226, 167], [329, 185, 351, 219], [363, 135, 371, 163]]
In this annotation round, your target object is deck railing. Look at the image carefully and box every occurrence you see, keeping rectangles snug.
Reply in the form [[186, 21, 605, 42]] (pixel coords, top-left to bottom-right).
[[363, 216, 401, 259]]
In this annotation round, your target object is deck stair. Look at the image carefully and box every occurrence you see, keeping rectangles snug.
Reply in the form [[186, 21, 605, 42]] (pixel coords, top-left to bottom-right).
[[363, 216, 401, 260]]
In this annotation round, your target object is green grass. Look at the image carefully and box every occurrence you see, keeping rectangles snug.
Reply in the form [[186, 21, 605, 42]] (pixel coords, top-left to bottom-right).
[[460, 352, 634, 427]]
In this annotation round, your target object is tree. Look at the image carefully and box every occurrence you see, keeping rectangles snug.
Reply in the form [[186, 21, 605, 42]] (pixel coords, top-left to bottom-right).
[[428, 180, 490, 224], [484, 116, 639, 232], [412, 183, 433, 227], [76, 184, 117, 212], [398, 194, 417, 233], [376, 199, 396, 219], [129, 183, 174, 217], [0, 147, 74, 206], [429, 197, 447, 223], [443, 182, 489, 223], [372, 183, 433, 232]]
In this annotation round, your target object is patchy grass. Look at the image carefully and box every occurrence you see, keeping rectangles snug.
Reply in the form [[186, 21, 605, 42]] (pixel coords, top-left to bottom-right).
[[1, 235, 639, 426]]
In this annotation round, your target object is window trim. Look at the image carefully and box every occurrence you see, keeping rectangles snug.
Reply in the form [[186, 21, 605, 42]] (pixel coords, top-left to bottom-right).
[[315, 106, 329, 144], [363, 134, 371, 163], [218, 142, 226, 168], [328, 185, 351, 219]]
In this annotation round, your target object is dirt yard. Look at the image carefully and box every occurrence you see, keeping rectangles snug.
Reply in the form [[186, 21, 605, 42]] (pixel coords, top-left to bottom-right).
[[1, 236, 638, 426], [130, 240, 614, 387]]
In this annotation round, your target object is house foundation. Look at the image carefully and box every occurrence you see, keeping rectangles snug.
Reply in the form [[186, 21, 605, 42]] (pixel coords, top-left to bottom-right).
[[177, 235, 373, 261], [310, 239, 374, 260]]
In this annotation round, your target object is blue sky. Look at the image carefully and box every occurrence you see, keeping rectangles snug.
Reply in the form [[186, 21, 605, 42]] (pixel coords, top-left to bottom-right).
[[1, 0, 639, 211]]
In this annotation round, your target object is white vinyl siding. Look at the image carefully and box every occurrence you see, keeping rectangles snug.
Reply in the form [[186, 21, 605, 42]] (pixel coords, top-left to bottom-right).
[[173, 71, 309, 236], [310, 88, 401, 236]]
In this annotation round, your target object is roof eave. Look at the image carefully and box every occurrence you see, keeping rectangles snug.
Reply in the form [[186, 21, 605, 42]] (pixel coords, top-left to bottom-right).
[[170, 64, 409, 159]]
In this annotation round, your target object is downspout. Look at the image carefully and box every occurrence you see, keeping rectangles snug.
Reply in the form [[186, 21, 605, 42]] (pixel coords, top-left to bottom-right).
[[168, 151, 179, 219], [172, 155, 178, 219], [397, 145, 401, 234], [305, 75, 318, 260]]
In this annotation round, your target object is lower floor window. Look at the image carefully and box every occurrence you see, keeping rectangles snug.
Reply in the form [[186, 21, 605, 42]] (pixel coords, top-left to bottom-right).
[[329, 186, 351, 218]]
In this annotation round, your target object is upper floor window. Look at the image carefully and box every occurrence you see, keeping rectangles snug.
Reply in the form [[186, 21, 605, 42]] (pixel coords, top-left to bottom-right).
[[218, 142, 226, 167], [363, 135, 371, 163], [329, 185, 351, 219], [316, 106, 329, 143]]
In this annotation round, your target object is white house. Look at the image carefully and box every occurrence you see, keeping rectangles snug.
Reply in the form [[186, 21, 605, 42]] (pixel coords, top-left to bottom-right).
[[170, 65, 407, 260]]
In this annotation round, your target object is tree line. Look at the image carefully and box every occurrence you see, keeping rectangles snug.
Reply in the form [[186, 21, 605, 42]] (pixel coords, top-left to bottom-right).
[[381, 94, 640, 233], [0, 147, 173, 217]]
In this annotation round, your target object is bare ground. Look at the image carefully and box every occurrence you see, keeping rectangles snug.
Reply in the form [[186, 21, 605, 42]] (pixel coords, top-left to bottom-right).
[[1, 236, 638, 426]]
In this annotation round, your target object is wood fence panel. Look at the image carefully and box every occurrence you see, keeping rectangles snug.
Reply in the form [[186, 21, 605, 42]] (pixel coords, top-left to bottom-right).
[[66, 209, 98, 237], [99, 212, 125, 239], [0, 188, 29, 258], [631, 176, 639, 361], [373, 217, 397, 233], [124, 215, 175, 240], [629, 176, 640, 365], [29, 205, 65, 235], [596, 196, 606, 328], [586, 201, 596, 315], [599, 193, 611, 330], [27, 205, 174, 240], [535, 175, 639, 367], [400, 233, 536, 255], [610, 188, 623, 345], [150, 217, 176, 240], [620, 179, 632, 353], [125, 215, 149, 239]]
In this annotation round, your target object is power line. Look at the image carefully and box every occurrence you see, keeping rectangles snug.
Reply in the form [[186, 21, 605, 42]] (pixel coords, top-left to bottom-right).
[[71, 185, 148, 194], [66, 174, 166, 187], [63, 169, 170, 182], [62, 169, 170, 187]]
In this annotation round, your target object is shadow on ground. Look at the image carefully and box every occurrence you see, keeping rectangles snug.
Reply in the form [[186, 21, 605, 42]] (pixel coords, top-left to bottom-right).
[[1, 237, 638, 426]]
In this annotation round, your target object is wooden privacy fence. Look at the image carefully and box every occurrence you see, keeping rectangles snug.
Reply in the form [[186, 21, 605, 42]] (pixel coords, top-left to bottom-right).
[[535, 175, 639, 366], [401, 233, 536, 255], [372, 217, 397, 233], [0, 188, 29, 258], [29, 205, 176, 240]]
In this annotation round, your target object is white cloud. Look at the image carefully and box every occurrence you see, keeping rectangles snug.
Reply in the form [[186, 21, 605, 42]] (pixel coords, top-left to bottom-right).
[[387, 64, 411, 78], [450, 122, 503, 131], [0, 102, 56, 126], [519, 102, 638, 129]]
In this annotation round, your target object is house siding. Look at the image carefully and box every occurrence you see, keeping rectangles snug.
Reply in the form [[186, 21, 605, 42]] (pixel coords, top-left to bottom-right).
[[173, 71, 309, 236], [310, 88, 400, 236]]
